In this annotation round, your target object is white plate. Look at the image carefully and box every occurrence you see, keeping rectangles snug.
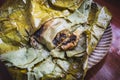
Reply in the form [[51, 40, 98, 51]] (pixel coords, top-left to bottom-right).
[[88, 26, 112, 69]]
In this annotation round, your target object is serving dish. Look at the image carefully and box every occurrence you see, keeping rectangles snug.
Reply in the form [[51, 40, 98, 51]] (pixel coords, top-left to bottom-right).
[[0, 0, 114, 80], [88, 26, 112, 69]]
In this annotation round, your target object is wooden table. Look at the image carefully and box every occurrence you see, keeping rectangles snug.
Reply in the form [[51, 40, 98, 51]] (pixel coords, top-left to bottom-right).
[[0, 0, 120, 80]]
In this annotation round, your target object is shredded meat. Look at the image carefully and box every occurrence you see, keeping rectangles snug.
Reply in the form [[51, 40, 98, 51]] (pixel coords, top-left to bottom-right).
[[53, 29, 81, 50], [53, 30, 71, 46]]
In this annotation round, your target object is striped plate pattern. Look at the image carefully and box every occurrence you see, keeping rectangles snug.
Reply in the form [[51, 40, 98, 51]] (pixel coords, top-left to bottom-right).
[[88, 26, 112, 69]]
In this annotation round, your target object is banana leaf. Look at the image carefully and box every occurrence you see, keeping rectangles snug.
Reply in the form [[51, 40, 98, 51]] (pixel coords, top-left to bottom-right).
[[67, 10, 87, 25], [0, 48, 49, 69], [49, 0, 84, 11], [8, 67, 27, 80], [30, 57, 64, 80], [0, 42, 19, 54], [88, 3, 98, 25], [0, 0, 31, 48], [50, 49, 65, 59], [0, 10, 29, 46], [66, 0, 93, 26], [0, 0, 25, 20], [78, 0, 93, 19], [86, 7, 112, 55], [25, 0, 71, 34]]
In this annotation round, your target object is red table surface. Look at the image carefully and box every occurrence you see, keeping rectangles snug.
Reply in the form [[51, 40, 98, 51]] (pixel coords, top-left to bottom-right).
[[0, 0, 120, 80]]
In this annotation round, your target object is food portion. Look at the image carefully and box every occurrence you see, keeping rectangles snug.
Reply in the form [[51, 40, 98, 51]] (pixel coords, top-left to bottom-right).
[[33, 18, 70, 50], [0, 0, 112, 80]]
